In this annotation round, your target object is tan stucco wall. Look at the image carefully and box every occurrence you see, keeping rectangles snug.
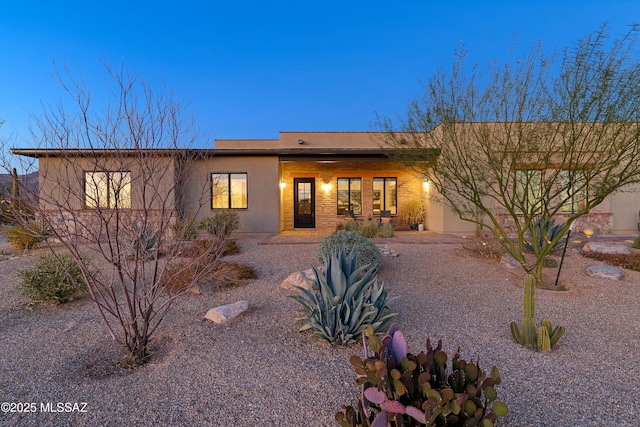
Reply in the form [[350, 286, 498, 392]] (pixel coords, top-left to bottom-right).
[[609, 185, 640, 235], [182, 156, 280, 233], [215, 132, 384, 150], [38, 155, 176, 212]]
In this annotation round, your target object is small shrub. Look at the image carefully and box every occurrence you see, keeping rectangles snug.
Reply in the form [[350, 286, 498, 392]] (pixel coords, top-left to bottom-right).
[[399, 199, 426, 226], [317, 230, 382, 271], [462, 233, 504, 259], [2, 221, 48, 250], [336, 324, 508, 427], [358, 220, 379, 238], [198, 211, 240, 238], [172, 219, 197, 241], [290, 247, 397, 345], [343, 219, 359, 232], [377, 222, 394, 238], [632, 235, 640, 250], [17, 253, 89, 303], [163, 259, 257, 294]]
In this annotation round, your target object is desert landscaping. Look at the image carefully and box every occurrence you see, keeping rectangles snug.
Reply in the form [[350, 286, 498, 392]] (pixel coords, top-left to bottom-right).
[[1, 231, 640, 426]]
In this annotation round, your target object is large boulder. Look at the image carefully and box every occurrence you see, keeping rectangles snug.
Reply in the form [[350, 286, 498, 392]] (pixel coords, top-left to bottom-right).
[[582, 242, 631, 255], [585, 264, 624, 281], [281, 267, 323, 293], [204, 300, 250, 324]]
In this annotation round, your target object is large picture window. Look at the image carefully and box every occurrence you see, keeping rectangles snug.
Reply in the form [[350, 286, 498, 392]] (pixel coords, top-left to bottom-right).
[[373, 178, 397, 215], [85, 171, 131, 209], [212, 173, 247, 209], [561, 169, 586, 213], [514, 169, 542, 214], [337, 178, 362, 215]]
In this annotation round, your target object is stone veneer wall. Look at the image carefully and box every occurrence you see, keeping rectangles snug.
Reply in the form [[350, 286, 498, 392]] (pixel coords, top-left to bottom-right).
[[41, 209, 178, 243], [280, 161, 423, 231], [493, 211, 613, 237]]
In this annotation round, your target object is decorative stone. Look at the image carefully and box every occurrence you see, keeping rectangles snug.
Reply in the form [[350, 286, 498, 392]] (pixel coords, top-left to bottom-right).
[[377, 244, 399, 257], [500, 253, 519, 269], [204, 300, 249, 324], [280, 268, 321, 293], [582, 242, 630, 255], [585, 264, 624, 280]]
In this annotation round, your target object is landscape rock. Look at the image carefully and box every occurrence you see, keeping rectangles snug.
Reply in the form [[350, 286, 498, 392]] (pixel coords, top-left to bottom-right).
[[582, 242, 630, 255], [204, 300, 250, 324], [280, 268, 322, 293], [377, 244, 399, 257], [500, 253, 520, 269], [585, 264, 624, 281]]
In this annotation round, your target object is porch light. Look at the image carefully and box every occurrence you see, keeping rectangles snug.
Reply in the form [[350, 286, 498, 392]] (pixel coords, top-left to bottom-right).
[[321, 182, 332, 193], [279, 180, 286, 189]]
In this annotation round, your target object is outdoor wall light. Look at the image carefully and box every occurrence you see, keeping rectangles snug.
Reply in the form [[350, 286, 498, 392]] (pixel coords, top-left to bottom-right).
[[298, 139, 304, 144], [279, 180, 286, 189], [423, 180, 431, 192], [321, 183, 332, 193]]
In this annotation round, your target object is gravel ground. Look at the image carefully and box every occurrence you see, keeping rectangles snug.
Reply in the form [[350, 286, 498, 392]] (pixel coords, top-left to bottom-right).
[[1, 233, 639, 426]]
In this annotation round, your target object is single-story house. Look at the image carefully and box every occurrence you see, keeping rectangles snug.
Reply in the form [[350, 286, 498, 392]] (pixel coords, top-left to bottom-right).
[[11, 131, 640, 237]]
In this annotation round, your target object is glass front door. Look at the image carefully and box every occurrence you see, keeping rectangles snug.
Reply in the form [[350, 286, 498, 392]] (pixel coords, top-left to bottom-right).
[[294, 178, 315, 228]]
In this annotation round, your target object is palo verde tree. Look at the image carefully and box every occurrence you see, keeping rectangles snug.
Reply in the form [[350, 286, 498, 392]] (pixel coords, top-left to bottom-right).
[[379, 25, 640, 350], [3, 63, 223, 366]]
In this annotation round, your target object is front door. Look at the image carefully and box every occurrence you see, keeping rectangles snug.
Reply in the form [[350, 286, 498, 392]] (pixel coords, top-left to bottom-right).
[[294, 178, 315, 228]]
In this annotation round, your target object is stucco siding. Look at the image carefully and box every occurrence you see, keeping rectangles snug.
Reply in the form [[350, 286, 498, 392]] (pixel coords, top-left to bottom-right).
[[183, 156, 280, 233]]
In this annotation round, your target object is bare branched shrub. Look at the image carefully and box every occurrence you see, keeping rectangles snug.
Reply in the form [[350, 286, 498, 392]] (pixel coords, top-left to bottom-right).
[[3, 63, 222, 366]]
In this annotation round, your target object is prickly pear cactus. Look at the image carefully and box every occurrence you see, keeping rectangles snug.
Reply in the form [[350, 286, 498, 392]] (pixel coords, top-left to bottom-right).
[[336, 324, 509, 426]]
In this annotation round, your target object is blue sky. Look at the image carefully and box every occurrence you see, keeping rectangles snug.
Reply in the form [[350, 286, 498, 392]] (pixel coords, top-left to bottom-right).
[[1, 1, 639, 148]]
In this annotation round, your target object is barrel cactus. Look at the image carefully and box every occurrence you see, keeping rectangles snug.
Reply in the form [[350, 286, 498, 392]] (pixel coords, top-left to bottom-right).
[[290, 246, 396, 345]]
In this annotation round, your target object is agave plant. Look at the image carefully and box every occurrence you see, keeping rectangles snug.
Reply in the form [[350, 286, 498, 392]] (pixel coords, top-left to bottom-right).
[[524, 216, 567, 254], [290, 246, 397, 345], [123, 223, 160, 261]]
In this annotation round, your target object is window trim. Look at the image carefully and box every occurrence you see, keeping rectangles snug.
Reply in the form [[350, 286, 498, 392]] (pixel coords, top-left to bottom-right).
[[84, 170, 131, 209], [372, 177, 397, 215], [211, 172, 248, 209], [336, 177, 362, 216]]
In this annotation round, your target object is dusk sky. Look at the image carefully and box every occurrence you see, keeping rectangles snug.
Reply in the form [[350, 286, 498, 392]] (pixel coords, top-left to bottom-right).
[[1, 1, 639, 149]]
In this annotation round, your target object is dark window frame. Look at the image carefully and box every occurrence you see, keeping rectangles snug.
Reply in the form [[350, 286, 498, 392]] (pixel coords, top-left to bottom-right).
[[372, 177, 397, 215], [336, 177, 362, 216], [211, 172, 248, 209]]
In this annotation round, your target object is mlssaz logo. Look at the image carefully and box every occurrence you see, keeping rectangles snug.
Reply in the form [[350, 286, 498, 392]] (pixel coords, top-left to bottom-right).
[[40, 402, 88, 413]]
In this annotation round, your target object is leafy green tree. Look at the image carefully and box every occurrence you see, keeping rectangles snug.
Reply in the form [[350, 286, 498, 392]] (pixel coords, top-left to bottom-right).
[[380, 25, 640, 350], [380, 24, 640, 286]]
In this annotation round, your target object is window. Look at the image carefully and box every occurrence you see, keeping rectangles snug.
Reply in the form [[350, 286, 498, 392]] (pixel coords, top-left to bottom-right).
[[85, 171, 131, 209], [373, 178, 397, 215], [337, 178, 362, 215], [514, 169, 542, 214], [212, 173, 247, 209], [561, 169, 586, 213]]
